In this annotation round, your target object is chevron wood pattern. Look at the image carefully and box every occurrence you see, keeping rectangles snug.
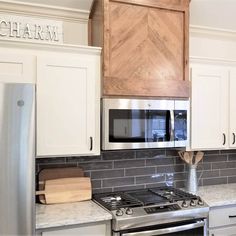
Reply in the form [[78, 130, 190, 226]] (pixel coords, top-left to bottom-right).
[[90, 0, 190, 98]]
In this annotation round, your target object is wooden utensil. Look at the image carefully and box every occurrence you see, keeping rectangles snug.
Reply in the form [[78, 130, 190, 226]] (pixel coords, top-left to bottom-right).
[[195, 151, 204, 165], [184, 152, 191, 164], [178, 151, 185, 161], [36, 177, 91, 204], [38, 167, 84, 204], [188, 151, 194, 165]]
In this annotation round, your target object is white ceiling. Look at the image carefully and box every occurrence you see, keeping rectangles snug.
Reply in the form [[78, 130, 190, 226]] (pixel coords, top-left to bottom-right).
[[11, 0, 94, 11]]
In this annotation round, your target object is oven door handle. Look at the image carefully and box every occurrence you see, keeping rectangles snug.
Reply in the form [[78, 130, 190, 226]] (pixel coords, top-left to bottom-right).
[[121, 220, 205, 236]]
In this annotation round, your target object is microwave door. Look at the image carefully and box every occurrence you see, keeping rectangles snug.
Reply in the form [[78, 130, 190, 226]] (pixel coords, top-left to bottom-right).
[[146, 110, 174, 148], [174, 100, 189, 147]]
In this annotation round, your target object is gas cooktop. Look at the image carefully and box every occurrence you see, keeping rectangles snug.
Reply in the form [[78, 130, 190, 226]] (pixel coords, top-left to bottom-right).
[[93, 186, 209, 232], [93, 186, 203, 211]]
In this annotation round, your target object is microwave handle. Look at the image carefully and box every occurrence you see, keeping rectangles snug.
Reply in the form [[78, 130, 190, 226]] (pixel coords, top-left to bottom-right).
[[170, 110, 175, 141]]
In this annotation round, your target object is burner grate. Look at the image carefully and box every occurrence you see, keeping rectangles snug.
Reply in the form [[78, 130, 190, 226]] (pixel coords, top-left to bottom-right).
[[93, 192, 143, 211], [150, 186, 198, 202]]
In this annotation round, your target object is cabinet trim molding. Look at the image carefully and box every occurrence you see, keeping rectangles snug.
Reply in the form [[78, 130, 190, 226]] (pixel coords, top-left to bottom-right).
[[190, 56, 236, 66], [0, 39, 101, 55], [190, 25, 236, 41]]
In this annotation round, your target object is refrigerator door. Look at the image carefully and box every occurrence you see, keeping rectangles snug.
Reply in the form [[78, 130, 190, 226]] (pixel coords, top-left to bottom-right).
[[0, 83, 35, 235]]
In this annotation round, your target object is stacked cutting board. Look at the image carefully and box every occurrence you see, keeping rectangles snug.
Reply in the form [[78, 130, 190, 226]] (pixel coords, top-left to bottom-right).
[[36, 167, 92, 204]]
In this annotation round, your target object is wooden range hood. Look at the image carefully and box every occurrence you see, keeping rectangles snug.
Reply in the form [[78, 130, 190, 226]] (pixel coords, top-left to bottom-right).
[[89, 0, 190, 98]]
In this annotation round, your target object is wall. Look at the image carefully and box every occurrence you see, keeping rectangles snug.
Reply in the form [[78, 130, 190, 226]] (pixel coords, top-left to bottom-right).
[[0, 0, 89, 45], [190, 0, 236, 31], [36, 149, 236, 193]]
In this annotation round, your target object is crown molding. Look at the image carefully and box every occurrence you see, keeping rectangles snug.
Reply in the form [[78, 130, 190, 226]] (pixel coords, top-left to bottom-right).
[[0, 38, 102, 55], [190, 56, 236, 66], [190, 24, 236, 41], [0, 0, 90, 22]]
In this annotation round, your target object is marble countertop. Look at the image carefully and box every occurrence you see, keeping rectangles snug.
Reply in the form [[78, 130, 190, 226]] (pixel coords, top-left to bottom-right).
[[36, 200, 112, 230], [197, 183, 236, 207]]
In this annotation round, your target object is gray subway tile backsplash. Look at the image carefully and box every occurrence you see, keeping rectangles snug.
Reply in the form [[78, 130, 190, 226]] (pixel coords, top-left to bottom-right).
[[102, 177, 135, 188], [36, 148, 236, 193], [125, 167, 156, 177], [202, 177, 228, 186]]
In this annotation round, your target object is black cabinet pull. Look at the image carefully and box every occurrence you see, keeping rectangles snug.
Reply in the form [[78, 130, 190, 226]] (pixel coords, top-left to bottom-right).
[[223, 133, 226, 145], [90, 137, 93, 151], [229, 215, 236, 218], [233, 133, 236, 145]]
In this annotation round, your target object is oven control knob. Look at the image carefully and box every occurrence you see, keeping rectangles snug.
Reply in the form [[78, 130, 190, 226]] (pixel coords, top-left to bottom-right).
[[182, 200, 188, 208], [197, 198, 204, 206], [116, 209, 124, 216], [125, 208, 133, 215], [190, 199, 196, 207]]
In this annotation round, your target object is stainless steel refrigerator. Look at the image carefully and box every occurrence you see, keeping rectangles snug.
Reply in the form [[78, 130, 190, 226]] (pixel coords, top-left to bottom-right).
[[0, 83, 35, 235]]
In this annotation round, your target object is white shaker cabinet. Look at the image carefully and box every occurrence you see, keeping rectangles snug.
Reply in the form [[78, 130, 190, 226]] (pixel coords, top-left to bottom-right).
[[0, 53, 35, 83], [229, 69, 236, 148], [191, 65, 228, 150], [37, 51, 100, 156], [40, 221, 111, 236], [208, 204, 236, 236]]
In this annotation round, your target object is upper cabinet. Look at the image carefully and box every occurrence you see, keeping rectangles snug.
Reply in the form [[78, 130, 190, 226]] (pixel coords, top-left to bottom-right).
[[0, 53, 35, 83], [190, 63, 236, 150], [191, 65, 228, 150], [37, 50, 101, 157], [229, 69, 236, 148], [90, 0, 190, 98], [0, 43, 101, 157]]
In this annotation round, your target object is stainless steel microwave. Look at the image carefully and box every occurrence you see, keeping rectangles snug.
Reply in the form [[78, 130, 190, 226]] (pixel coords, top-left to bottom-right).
[[102, 98, 189, 150]]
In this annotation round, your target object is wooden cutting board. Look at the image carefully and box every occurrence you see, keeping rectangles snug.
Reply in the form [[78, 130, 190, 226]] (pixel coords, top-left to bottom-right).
[[36, 177, 91, 204], [38, 167, 84, 204]]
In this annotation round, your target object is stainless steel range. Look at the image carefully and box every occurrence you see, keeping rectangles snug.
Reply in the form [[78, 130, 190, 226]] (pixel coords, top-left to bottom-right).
[[93, 186, 209, 236]]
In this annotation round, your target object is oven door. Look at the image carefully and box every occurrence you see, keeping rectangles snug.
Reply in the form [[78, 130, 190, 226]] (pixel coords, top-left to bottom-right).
[[102, 99, 175, 150], [119, 220, 206, 236]]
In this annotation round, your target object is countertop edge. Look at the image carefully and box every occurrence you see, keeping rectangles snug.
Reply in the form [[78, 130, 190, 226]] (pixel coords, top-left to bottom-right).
[[36, 201, 113, 230]]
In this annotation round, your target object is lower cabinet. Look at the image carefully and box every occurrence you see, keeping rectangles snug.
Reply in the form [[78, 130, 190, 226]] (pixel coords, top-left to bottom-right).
[[40, 221, 111, 236], [208, 204, 236, 236], [209, 226, 236, 236]]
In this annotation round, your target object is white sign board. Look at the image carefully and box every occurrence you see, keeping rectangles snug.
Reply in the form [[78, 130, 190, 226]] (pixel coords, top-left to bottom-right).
[[0, 14, 63, 44]]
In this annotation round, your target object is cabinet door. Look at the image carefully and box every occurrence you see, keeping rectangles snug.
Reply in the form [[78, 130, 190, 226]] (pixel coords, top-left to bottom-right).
[[229, 69, 236, 148], [0, 53, 35, 83], [103, 1, 189, 97], [37, 54, 100, 156], [209, 226, 236, 236], [41, 221, 110, 236], [191, 65, 228, 149]]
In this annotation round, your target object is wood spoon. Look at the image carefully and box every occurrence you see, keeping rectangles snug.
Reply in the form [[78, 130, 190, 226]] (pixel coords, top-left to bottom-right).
[[188, 151, 194, 165], [195, 151, 204, 165], [178, 151, 185, 161], [184, 152, 191, 165]]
